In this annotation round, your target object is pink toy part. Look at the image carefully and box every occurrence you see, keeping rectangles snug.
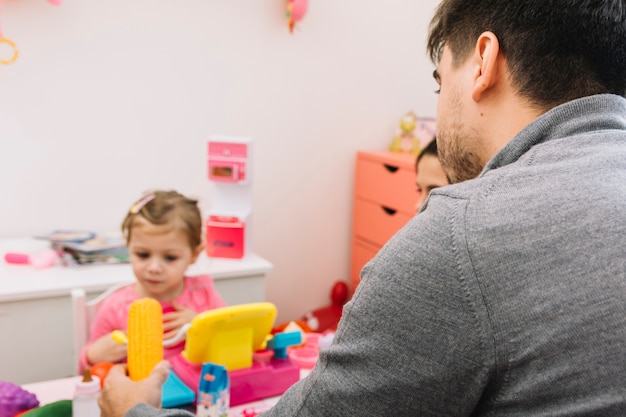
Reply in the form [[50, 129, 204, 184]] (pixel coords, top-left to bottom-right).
[[289, 0, 307, 21], [252, 349, 274, 365], [169, 354, 300, 406], [4, 252, 30, 264], [4, 249, 57, 269], [31, 249, 58, 268], [205, 215, 245, 259], [286, 0, 308, 33], [288, 347, 318, 369], [0, 0, 19, 65], [47, 0, 62, 5], [207, 140, 249, 184]]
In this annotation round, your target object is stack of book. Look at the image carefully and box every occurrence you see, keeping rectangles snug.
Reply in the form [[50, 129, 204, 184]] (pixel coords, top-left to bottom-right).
[[38, 231, 129, 265]]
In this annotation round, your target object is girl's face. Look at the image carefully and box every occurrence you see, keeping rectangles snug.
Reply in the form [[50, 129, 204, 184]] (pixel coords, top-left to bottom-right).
[[128, 223, 202, 301], [415, 153, 449, 211]]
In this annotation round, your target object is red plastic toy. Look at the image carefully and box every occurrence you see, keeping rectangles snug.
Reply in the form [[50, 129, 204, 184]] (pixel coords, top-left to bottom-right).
[[301, 280, 349, 332]]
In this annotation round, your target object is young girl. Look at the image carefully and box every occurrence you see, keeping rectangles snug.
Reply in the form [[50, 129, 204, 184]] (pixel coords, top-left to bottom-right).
[[79, 190, 226, 373], [414, 138, 449, 212]]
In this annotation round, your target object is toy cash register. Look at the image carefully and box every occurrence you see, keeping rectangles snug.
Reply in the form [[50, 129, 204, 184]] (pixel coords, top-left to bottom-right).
[[166, 302, 302, 407]]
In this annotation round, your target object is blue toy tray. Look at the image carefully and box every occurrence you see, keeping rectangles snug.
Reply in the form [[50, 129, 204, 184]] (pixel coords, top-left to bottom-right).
[[162, 370, 195, 408]]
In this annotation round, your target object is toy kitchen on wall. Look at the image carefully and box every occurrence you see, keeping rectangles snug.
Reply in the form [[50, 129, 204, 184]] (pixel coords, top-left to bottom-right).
[[206, 136, 253, 260]]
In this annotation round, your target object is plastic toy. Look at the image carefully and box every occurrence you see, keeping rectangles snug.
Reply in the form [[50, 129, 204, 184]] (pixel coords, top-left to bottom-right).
[[161, 372, 194, 409], [301, 280, 349, 332], [206, 137, 253, 260], [287, 330, 335, 370], [127, 298, 164, 381], [241, 406, 272, 417], [265, 331, 301, 359], [168, 303, 302, 406], [286, 0, 308, 33], [88, 303, 302, 409], [15, 399, 71, 417], [196, 363, 229, 416], [71, 369, 100, 417], [0, 380, 39, 416], [3, 249, 58, 269], [0, 0, 61, 65], [0, 0, 18, 66], [0, 36, 17, 65], [181, 303, 276, 370], [89, 362, 114, 388], [110, 325, 191, 347], [287, 346, 318, 369], [389, 111, 422, 154]]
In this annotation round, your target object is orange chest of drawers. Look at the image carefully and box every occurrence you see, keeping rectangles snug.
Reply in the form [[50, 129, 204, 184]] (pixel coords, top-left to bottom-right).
[[350, 150, 418, 293]]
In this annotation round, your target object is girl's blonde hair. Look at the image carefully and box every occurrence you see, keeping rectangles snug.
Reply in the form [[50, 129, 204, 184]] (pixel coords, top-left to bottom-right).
[[121, 190, 203, 250]]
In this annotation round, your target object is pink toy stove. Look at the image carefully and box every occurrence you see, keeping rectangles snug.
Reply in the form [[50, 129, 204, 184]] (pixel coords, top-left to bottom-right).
[[170, 354, 300, 406]]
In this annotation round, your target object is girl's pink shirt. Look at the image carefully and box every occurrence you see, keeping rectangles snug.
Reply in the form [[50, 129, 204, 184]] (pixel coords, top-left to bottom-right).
[[78, 275, 226, 373]]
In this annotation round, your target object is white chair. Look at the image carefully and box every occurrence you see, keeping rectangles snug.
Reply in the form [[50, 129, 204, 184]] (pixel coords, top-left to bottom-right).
[[70, 282, 191, 375], [71, 282, 132, 375]]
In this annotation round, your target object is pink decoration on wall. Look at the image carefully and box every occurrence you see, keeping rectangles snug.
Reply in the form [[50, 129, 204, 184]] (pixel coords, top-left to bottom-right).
[[286, 0, 308, 33], [0, 0, 61, 65]]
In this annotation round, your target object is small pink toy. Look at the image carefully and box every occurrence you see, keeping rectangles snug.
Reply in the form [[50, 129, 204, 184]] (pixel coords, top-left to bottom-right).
[[288, 346, 318, 369], [286, 0, 308, 33], [0, 0, 61, 66], [4, 249, 58, 269]]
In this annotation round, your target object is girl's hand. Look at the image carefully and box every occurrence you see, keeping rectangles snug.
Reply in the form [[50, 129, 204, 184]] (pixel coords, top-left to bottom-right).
[[86, 332, 128, 365], [162, 301, 196, 340]]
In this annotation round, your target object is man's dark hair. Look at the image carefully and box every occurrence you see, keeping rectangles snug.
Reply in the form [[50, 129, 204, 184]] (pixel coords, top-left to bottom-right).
[[427, 0, 626, 109]]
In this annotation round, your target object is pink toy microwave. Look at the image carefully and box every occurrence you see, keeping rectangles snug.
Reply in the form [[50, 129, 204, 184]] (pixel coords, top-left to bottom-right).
[[208, 141, 249, 184], [206, 215, 245, 259]]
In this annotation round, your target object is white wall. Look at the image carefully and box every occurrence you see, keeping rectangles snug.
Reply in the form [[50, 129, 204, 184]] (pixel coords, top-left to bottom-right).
[[0, 0, 440, 323]]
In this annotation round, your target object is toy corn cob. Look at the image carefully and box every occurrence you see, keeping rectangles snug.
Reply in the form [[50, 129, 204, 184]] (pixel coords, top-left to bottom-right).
[[127, 298, 164, 381]]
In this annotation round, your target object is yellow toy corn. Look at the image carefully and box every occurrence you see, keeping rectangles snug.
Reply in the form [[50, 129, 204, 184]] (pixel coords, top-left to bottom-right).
[[127, 298, 163, 381], [111, 329, 128, 345]]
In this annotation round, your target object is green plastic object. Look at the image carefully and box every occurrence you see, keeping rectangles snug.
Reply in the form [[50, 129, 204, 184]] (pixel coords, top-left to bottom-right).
[[20, 399, 72, 417]]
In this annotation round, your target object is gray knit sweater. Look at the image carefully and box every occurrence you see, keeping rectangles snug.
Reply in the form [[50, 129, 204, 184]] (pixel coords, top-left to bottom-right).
[[128, 94, 626, 417]]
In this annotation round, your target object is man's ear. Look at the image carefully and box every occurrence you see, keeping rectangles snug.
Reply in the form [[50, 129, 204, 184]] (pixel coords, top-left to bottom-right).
[[472, 31, 500, 102]]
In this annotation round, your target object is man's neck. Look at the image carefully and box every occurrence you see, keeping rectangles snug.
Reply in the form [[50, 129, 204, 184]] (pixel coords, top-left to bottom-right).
[[476, 86, 545, 165]]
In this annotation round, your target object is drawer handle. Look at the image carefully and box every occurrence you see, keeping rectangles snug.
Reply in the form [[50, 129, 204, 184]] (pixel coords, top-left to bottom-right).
[[381, 206, 397, 215], [383, 164, 399, 173]]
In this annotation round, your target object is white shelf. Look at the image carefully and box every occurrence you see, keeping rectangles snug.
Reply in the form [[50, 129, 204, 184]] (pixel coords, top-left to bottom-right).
[[0, 237, 273, 384], [0, 238, 272, 302]]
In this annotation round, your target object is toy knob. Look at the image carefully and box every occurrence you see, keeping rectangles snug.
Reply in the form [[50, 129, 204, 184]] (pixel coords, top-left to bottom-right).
[[330, 281, 349, 306]]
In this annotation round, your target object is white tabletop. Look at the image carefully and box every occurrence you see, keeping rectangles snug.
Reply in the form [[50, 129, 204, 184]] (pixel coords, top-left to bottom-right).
[[0, 238, 272, 302], [21, 371, 311, 416], [21, 375, 281, 416]]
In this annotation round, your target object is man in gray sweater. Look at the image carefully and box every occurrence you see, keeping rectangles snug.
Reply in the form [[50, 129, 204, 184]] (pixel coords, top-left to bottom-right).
[[100, 0, 626, 416]]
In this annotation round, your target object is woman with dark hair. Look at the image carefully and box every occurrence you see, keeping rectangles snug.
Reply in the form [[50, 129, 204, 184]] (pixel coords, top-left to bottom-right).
[[414, 138, 448, 211]]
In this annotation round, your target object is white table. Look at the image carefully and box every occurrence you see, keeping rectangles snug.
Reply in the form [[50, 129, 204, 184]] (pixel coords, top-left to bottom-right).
[[21, 370, 311, 416], [21, 376, 281, 416], [0, 238, 272, 384]]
